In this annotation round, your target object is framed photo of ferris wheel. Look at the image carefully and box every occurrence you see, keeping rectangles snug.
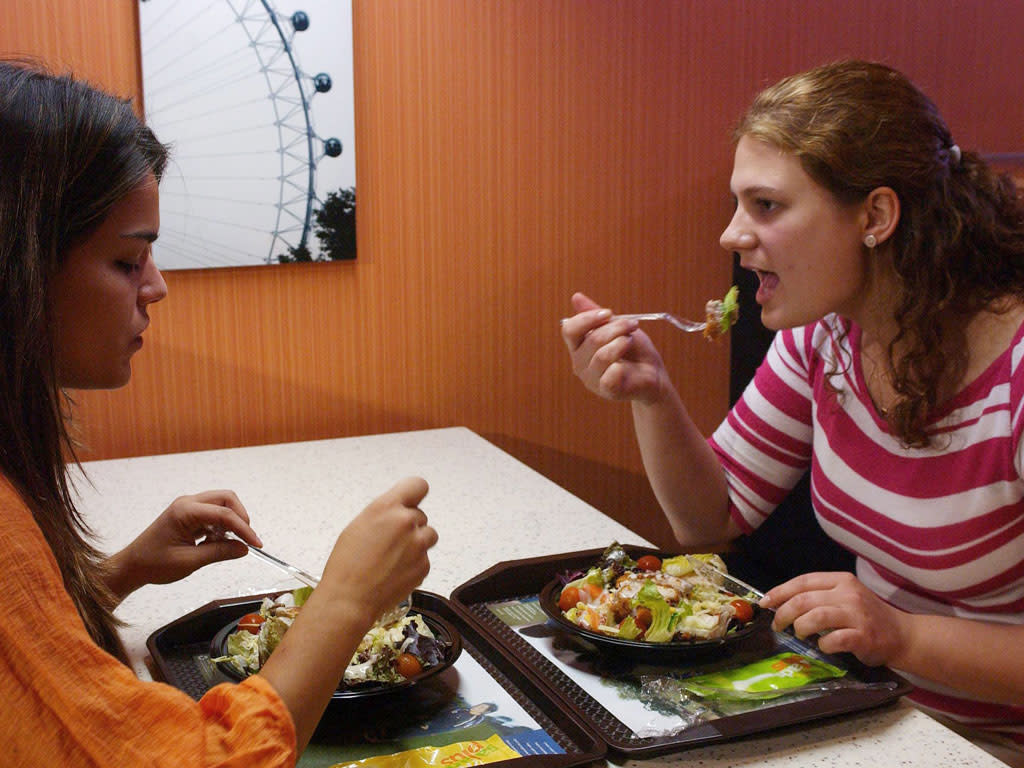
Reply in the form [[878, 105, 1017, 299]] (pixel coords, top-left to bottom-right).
[[138, 0, 356, 269]]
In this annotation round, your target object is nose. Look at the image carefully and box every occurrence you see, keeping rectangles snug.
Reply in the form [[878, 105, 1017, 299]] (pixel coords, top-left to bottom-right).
[[139, 253, 168, 306], [720, 209, 756, 254]]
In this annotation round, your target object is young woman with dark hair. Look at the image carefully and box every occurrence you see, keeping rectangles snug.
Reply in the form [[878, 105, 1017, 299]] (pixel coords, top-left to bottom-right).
[[0, 60, 437, 766]]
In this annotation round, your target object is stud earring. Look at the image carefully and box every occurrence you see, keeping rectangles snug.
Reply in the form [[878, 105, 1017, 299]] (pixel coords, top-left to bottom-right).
[[864, 234, 877, 248]]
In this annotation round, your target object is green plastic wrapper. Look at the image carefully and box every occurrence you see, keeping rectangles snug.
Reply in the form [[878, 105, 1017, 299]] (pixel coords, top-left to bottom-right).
[[680, 652, 846, 701]]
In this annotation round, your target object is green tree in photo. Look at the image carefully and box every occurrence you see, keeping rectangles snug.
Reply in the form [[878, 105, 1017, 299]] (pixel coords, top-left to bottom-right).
[[314, 187, 356, 260], [275, 187, 356, 263], [276, 243, 314, 263]]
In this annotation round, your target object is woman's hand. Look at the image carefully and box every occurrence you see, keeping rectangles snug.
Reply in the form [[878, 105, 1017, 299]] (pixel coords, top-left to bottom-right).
[[561, 292, 670, 405], [761, 571, 910, 667], [104, 490, 260, 601], [317, 476, 437, 625], [765, 573, 1024, 707]]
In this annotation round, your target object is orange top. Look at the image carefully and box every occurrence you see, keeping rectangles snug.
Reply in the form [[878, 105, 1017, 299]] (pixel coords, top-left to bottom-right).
[[0, 475, 297, 767]]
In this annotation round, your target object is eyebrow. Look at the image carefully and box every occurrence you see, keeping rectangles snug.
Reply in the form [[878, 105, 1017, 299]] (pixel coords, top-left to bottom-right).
[[121, 231, 159, 243], [735, 185, 781, 197]]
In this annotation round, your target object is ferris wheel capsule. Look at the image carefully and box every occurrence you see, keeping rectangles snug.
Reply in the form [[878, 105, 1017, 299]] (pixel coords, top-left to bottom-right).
[[313, 72, 333, 93], [324, 138, 343, 157]]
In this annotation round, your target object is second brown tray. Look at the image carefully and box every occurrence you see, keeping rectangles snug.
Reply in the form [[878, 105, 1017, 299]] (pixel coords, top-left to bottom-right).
[[449, 545, 912, 758]]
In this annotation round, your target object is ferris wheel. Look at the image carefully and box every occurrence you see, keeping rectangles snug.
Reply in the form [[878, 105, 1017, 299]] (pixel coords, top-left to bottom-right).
[[138, 0, 351, 269]]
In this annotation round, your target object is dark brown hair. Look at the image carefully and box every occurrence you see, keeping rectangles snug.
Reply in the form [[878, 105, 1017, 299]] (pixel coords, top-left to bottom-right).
[[737, 60, 1024, 446], [0, 60, 169, 661]]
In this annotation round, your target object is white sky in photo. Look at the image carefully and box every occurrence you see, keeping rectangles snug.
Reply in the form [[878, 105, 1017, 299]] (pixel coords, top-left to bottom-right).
[[139, 0, 355, 269]]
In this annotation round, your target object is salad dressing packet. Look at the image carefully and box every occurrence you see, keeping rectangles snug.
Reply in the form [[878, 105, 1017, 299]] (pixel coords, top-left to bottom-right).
[[680, 652, 846, 701], [638, 653, 848, 733]]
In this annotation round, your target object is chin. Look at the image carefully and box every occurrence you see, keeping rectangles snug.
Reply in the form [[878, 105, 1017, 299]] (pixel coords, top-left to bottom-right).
[[69, 368, 133, 390], [112, 367, 133, 388], [761, 307, 815, 332], [759, 310, 785, 332]]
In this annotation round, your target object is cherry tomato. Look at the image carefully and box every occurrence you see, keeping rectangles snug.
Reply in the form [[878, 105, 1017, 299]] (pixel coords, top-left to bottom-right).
[[636, 555, 662, 572], [582, 582, 603, 601], [558, 586, 581, 611], [395, 652, 423, 678], [237, 612, 265, 635], [730, 599, 754, 623], [634, 606, 652, 631]]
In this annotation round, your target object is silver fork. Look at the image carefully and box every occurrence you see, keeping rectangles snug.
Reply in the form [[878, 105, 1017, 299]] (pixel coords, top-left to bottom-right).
[[617, 312, 707, 333], [224, 530, 321, 588], [684, 554, 834, 640], [684, 555, 764, 600], [223, 531, 410, 626]]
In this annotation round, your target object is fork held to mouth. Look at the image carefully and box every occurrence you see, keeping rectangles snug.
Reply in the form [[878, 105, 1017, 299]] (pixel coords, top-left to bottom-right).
[[617, 286, 741, 338], [616, 312, 708, 333]]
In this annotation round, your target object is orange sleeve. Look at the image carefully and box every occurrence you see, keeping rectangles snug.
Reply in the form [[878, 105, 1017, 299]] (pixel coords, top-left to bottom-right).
[[0, 477, 297, 767]]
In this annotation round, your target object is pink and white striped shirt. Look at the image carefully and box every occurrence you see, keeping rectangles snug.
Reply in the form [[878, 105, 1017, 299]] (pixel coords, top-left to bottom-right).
[[710, 315, 1024, 744]]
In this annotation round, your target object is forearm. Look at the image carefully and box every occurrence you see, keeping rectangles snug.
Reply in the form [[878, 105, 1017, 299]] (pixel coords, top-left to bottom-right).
[[257, 588, 376, 752], [631, 388, 736, 548], [892, 612, 1024, 706]]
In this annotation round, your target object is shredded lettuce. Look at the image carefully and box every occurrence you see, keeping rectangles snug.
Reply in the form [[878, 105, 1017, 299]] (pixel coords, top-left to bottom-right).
[[616, 616, 642, 640], [213, 592, 443, 686], [718, 285, 740, 334], [634, 580, 677, 642], [223, 630, 261, 674], [597, 542, 636, 585]]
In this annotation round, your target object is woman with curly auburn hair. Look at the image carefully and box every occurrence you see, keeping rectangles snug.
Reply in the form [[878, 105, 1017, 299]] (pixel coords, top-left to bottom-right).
[[563, 60, 1024, 762], [0, 59, 436, 766]]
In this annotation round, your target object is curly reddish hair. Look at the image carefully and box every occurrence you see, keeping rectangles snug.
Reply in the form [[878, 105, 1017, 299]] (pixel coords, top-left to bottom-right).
[[736, 60, 1024, 447]]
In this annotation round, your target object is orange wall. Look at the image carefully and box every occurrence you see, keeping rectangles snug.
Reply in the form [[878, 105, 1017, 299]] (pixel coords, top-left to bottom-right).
[[0, 0, 140, 97], [4, 1, 1023, 547]]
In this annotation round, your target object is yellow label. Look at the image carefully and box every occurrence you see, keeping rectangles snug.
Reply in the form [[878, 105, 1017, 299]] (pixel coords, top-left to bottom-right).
[[330, 734, 521, 768]]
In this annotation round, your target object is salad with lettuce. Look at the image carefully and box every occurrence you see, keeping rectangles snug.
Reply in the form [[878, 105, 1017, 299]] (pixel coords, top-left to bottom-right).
[[703, 285, 740, 340], [213, 587, 447, 685], [555, 543, 756, 643]]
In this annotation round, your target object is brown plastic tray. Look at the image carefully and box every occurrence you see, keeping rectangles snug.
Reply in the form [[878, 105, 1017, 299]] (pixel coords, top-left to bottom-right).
[[146, 589, 606, 768], [448, 545, 913, 758]]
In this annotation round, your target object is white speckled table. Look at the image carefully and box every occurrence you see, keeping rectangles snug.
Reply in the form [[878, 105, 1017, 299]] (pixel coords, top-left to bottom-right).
[[74, 427, 1007, 767]]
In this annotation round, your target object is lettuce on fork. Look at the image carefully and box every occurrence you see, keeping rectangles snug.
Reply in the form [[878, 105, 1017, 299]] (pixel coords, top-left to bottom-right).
[[703, 285, 740, 340]]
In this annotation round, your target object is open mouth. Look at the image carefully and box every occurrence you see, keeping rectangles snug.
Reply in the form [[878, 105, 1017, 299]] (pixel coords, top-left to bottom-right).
[[754, 270, 779, 303]]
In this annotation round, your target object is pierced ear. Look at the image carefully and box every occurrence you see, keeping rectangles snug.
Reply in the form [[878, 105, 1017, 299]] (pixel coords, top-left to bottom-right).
[[862, 186, 899, 247]]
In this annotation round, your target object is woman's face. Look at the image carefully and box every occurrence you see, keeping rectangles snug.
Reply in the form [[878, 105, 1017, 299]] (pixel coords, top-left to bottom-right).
[[720, 135, 871, 331], [52, 174, 167, 389]]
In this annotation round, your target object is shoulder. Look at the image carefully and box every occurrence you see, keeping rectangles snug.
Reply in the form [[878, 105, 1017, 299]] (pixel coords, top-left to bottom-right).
[[1004, 309, 1024, 405], [0, 475, 62, 576], [989, 306, 1024, 460], [1006, 307, 1024, 371], [0, 475, 80, 624], [995, 305, 1024, 398]]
